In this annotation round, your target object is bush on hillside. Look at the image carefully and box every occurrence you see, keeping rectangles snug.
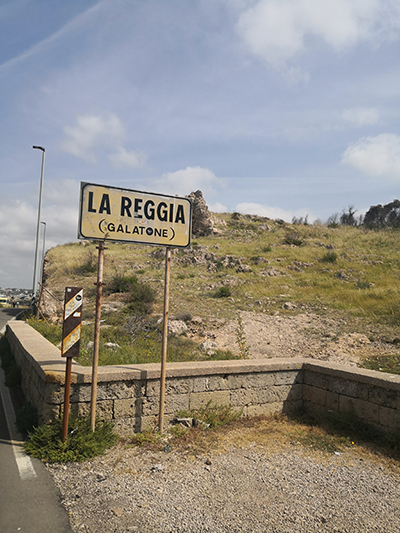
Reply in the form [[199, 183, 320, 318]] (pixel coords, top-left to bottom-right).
[[364, 199, 400, 229]]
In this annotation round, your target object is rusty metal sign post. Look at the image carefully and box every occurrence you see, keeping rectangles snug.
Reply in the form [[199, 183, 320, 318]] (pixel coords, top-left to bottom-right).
[[61, 287, 83, 442], [158, 248, 171, 433], [90, 241, 106, 431]]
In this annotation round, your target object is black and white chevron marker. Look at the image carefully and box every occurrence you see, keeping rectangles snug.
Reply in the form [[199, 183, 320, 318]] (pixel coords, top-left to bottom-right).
[[61, 287, 83, 358]]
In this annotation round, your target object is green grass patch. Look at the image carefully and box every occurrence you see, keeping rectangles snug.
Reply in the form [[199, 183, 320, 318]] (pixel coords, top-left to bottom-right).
[[24, 416, 119, 463], [361, 354, 400, 375], [26, 316, 236, 366]]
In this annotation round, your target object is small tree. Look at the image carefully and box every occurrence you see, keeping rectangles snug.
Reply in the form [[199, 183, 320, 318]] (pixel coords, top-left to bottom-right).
[[340, 205, 358, 226]]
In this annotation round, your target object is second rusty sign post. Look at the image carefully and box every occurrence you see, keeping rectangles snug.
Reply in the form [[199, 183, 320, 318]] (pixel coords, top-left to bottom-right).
[[61, 287, 83, 442]]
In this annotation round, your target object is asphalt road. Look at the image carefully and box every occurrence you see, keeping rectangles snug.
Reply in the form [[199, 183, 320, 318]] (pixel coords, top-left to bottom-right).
[[0, 311, 73, 532], [0, 307, 25, 334]]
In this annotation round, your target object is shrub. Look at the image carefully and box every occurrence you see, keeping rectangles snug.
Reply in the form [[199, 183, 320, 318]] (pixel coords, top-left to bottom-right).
[[214, 286, 231, 298], [109, 273, 157, 315], [284, 232, 303, 246], [24, 416, 118, 463], [127, 280, 157, 315], [110, 273, 139, 293], [261, 245, 272, 253], [320, 251, 338, 263]]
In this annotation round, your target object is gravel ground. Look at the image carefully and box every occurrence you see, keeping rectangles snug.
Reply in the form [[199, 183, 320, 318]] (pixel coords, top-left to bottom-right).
[[47, 439, 400, 533]]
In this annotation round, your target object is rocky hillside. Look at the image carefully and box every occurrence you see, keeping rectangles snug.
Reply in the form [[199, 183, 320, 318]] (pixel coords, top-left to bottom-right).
[[36, 200, 400, 372]]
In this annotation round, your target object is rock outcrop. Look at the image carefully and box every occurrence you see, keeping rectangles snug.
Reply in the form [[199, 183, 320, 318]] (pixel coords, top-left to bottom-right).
[[187, 190, 214, 236]]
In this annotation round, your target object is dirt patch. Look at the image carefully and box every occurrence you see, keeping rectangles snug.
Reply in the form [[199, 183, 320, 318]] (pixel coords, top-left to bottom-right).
[[205, 311, 397, 366]]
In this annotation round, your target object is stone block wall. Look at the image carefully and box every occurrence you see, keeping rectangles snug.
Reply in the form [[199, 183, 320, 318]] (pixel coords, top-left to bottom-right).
[[5, 321, 400, 436], [303, 361, 400, 431]]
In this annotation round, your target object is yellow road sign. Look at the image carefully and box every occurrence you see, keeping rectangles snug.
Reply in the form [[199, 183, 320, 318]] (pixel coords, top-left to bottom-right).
[[78, 182, 192, 248]]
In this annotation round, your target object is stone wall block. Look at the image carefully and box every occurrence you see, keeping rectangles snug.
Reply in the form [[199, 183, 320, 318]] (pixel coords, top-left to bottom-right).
[[70, 384, 92, 403], [331, 378, 359, 398], [142, 397, 159, 416], [146, 378, 192, 397], [36, 402, 60, 425], [189, 391, 230, 410], [226, 374, 245, 390], [286, 384, 303, 402], [70, 402, 90, 419], [227, 373, 275, 390], [107, 381, 145, 400], [369, 387, 398, 409], [275, 371, 303, 385], [70, 400, 114, 420], [378, 406, 397, 429], [43, 383, 63, 404], [242, 373, 276, 389], [326, 391, 339, 411], [114, 418, 140, 437], [304, 371, 329, 390], [114, 398, 143, 419], [140, 415, 158, 432], [192, 376, 229, 392], [247, 402, 284, 417], [303, 385, 327, 406], [230, 388, 254, 407], [339, 395, 379, 425], [165, 393, 190, 415]]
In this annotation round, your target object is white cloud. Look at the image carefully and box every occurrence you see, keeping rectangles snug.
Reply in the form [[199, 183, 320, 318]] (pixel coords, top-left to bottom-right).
[[342, 107, 379, 126], [341, 133, 400, 179], [62, 113, 147, 169], [108, 147, 146, 169], [236, 0, 400, 71], [0, 196, 79, 288], [62, 114, 124, 163], [156, 166, 227, 197], [234, 202, 313, 222], [209, 202, 228, 213]]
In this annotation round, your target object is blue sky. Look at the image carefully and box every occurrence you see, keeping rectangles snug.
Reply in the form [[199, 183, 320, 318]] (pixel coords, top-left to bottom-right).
[[1, 0, 400, 289]]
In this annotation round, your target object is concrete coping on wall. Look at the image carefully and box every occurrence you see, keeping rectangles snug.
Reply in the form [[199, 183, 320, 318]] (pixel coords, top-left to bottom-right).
[[7, 321, 307, 384], [303, 361, 400, 391], [6, 320, 400, 391]]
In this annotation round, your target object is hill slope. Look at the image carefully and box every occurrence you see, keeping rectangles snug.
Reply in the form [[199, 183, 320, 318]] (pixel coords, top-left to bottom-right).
[[36, 212, 400, 372]]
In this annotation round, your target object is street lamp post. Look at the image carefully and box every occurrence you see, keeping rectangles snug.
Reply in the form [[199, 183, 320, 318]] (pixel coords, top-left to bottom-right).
[[40, 221, 47, 285], [32, 146, 45, 299]]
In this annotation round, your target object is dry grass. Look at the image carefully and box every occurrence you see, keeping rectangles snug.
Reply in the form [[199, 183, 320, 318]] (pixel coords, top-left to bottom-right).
[[125, 413, 400, 475]]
